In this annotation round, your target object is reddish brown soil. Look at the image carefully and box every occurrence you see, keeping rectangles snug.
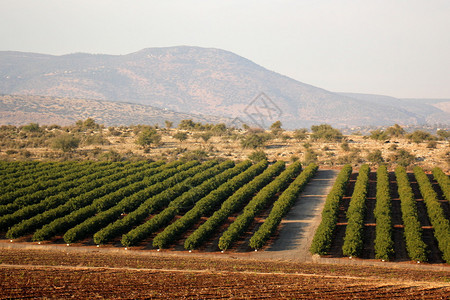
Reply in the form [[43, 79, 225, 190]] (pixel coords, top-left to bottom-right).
[[0, 248, 449, 299]]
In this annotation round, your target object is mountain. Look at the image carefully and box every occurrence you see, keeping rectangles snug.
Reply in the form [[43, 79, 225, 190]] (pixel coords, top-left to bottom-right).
[[1, 46, 448, 128], [0, 94, 231, 126], [339, 93, 450, 125]]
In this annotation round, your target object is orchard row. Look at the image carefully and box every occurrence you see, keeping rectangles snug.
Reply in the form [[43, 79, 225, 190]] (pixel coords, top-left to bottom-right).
[[310, 164, 449, 263], [0, 159, 317, 251]]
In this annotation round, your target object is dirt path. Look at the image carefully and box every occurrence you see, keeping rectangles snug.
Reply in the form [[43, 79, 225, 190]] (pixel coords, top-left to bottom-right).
[[254, 169, 339, 262]]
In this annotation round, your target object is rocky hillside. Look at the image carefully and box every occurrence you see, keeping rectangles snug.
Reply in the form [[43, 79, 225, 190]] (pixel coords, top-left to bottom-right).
[[1, 46, 448, 128], [0, 94, 231, 126]]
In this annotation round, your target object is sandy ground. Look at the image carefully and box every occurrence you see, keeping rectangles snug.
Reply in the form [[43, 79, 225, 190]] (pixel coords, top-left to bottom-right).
[[254, 169, 339, 262]]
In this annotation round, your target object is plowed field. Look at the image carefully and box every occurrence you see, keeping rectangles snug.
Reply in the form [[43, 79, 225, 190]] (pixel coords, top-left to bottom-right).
[[0, 248, 449, 299]]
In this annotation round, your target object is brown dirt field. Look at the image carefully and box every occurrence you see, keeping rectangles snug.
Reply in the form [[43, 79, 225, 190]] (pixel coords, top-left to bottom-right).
[[0, 248, 449, 299]]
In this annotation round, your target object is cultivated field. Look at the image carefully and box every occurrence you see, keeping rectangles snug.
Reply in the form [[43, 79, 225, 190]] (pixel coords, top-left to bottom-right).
[[1, 156, 449, 298], [0, 248, 449, 299]]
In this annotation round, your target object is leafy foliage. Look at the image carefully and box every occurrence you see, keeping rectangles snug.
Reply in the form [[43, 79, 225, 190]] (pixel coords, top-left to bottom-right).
[[342, 164, 370, 257], [249, 163, 318, 249], [310, 165, 352, 255], [374, 165, 394, 260], [395, 166, 428, 262]]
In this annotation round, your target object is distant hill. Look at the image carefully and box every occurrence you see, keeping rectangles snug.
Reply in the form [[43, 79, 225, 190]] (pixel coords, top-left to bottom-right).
[[0, 94, 231, 126], [1, 46, 448, 128], [339, 93, 450, 125]]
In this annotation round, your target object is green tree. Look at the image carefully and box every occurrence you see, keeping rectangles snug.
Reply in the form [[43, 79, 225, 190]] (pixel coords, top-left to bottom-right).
[[341, 141, 350, 151], [248, 150, 268, 162], [367, 149, 384, 164], [51, 133, 80, 152], [178, 119, 196, 130], [293, 128, 308, 141], [165, 120, 173, 130], [407, 130, 434, 144], [173, 131, 188, 142], [240, 133, 270, 149], [21, 123, 41, 132], [136, 128, 161, 148], [390, 149, 415, 167], [385, 124, 405, 138], [310, 124, 342, 141], [270, 121, 283, 136], [199, 132, 213, 143], [304, 149, 318, 164], [369, 130, 389, 141], [436, 129, 449, 140]]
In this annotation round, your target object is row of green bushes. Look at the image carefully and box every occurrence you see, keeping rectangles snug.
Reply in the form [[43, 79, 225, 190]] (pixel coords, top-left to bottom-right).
[[0, 162, 114, 215], [395, 166, 428, 262], [4, 160, 171, 239], [0, 161, 66, 189], [152, 160, 268, 249], [373, 165, 394, 260], [218, 161, 303, 251], [0, 161, 159, 231], [61, 161, 205, 244], [93, 160, 234, 245], [121, 161, 252, 247], [310, 165, 352, 255], [342, 164, 370, 257], [184, 161, 286, 250], [413, 167, 450, 263], [432, 167, 450, 201], [249, 163, 318, 249], [32, 161, 197, 242], [0, 161, 84, 200]]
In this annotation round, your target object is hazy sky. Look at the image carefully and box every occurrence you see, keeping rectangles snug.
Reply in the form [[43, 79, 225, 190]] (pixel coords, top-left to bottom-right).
[[1, 0, 449, 98]]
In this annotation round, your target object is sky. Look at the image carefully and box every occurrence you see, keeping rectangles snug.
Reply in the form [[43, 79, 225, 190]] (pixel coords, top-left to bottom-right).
[[1, 0, 449, 98]]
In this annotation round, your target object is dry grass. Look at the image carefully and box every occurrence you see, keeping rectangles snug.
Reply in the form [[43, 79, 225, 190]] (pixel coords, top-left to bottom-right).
[[0, 127, 448, 172]]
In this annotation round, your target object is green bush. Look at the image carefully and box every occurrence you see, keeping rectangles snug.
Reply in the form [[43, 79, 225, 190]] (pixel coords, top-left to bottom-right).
[[395, 166, 428, 262], [184, 161, 285, 250], [249, 163, 318, 249], [310, 165, 352, 255], [342, 164, 370, 257], [414, 167, 450, 263], [218, 161, 303, 251], [374, 165, 394, 260]]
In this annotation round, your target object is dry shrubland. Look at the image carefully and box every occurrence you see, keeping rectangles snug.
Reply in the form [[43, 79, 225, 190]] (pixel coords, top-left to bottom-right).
[[0, 119, 448, 172]]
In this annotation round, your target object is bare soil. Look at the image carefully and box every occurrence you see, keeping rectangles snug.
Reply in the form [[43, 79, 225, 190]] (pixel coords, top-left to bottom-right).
[[0, 248, 449, 299]]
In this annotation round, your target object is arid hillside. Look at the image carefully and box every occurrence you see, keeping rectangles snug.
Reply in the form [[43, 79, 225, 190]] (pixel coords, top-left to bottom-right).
[[1, 47, 449, 128]]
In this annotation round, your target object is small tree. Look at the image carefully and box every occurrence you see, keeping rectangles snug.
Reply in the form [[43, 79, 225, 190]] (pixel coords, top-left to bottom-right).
[[437, 129, 449, 140], [367, 150, 384, 164], [310, 124, 342, 141], [199, 132, 213, 143], [51, 133, 80, 152], [341, 141, 350, 152], [407, 130, 434, 144], [304, 149, 318, 164], [240, 133, 270, 149], [165, 120, 173, 130], [136, 128, 161, 148], [293, 128, 308, 141], [248, 150, 268, 162], [390, 149, 415, 167], [173, 132, 188, 142], [385, 124, 405, 138], [21, 123, 41, 132], [270, 121, 283, 136], [369, 130, 389, 141], [178, 119, 196, 130]]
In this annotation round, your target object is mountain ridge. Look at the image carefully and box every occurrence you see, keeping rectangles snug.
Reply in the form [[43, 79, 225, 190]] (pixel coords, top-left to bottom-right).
[[1, 46, 448, 128]]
